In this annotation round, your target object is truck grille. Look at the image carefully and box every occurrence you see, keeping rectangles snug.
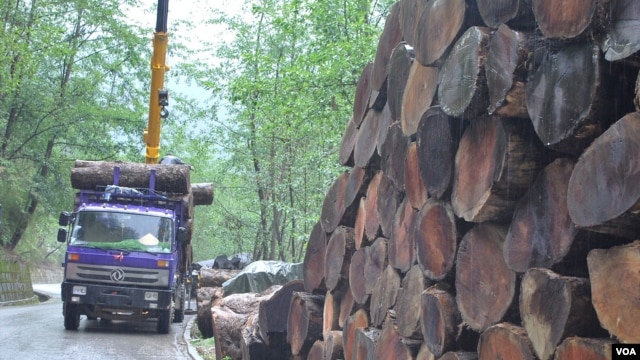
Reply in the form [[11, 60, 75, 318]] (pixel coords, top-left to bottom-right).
[[66, 263, 169, 287]]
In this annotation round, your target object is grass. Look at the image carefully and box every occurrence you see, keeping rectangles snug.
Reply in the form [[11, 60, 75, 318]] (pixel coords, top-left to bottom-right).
[[189, 321, 219, 360]]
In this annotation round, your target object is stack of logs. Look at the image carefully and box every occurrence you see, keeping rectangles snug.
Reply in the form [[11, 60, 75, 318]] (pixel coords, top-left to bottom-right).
[[209, 0, 640, 359]]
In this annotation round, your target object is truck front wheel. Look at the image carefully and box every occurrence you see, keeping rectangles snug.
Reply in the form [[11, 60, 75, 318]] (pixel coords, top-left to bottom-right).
[[157, 308, 172, 334], [64, 303, 80, 331]]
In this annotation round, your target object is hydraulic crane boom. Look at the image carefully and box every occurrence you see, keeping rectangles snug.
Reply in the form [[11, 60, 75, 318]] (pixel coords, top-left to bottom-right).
[[144, 0, 170, 164]]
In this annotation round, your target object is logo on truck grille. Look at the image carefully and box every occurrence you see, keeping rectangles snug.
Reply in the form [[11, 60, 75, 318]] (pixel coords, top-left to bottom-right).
[[110, 268, 125, 282]]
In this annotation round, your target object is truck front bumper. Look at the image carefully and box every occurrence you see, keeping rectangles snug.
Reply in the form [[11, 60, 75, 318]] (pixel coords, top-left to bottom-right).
[[62, 281, 173, 312]]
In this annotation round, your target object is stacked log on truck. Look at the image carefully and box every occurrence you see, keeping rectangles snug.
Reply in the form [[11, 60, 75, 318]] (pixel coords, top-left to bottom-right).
[[201, 0, 640, 359]]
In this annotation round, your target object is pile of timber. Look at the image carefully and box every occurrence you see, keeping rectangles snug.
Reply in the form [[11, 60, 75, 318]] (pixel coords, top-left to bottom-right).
[[295, 0, 640, 359], [69, 159, 214, 273]]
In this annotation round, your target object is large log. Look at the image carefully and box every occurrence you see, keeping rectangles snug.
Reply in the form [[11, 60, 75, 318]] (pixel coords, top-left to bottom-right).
[[404, 142, 428, 210], [371, 2, 402, 92], [601, 0, 640, 62], [415, 199, 458, 281], [520, 268, 605, 360], [374, 320, 422, 360], [370, 264, 401, 327], [325, 330, 344, 360], [388, 42, 415, 122], [525, 43, 609, 155], [320, 172, 350, 233], [477, 322, 535, 360], [396, 265, 430, 339], [420, 286, 461, 357], [439, 26, 492, 119], [456, 223, 516, 331], [567, 112, 640, 238], [389, 198, 417, 273], [323, 290, 341, 340], [349, 247, 369, 305], [190, 182, 214, 205], [196, 286, 224, 338], [440, 352, 478, 360], [199, 268, 240, 288], [504, 158, 578, 273], [354, 109, 382, 169], [353, 63, 374, 127], [364, 237, 388, 296], [477, 0, 536, 30], [343, 308, 370, 360], [399, 0, 429, 47], [452, 115, 543, 223], [376, 104, 393, 156], [380, 123, 410, 194], [587, 241, 640, 343], [363, 172, 382, 241], [303, 221, 328, 293], [401, 60, 438, 136], [376, 171, 403, 238], [324, 226, 356, 292], [416, 106, 463, 200], [258, 280, 305, 346], [70, 161, 191, 194], [353, 327, 381, 360], [287, 292, 325, 357], [554, 337, 614, 360], [339, 118, 358, 167], [531, 0, 606, 40]]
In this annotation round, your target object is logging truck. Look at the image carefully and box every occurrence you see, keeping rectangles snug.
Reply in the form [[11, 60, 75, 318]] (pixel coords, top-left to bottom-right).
[[54, 0, 213, 334]]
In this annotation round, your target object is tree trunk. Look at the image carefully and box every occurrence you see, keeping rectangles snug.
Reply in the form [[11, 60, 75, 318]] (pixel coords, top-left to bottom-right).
[[404, 142, 428, 210], [601, 0, 640, 62], [504, 158, 578, 273], [396, 265, 430, 339], [303, 221, 328, 293], [343, 308, 370, 360], [567, 112, 640, 238], [401, 59, 438, 136], [287, 292, 325, 357], [456, 223, 516, 331], [70, 160, 191, 194], [416, 106, 463, 200], [477, 322, 535, 360], [439, 26, 491, 119], [420, 286, 461, 357], [477, 0, 536, 30], [415, 199, 458, 281], [554, 337, 615, 360], [520, 268, 605, 360], [389, 198, 417, 273], [452, 115, 543, 223], [371, 2, 402, 92], [258, 280, 305, 346], [531, 0, 606, 40], [324, 226, 356, 291], [587, 241, 640, 343]]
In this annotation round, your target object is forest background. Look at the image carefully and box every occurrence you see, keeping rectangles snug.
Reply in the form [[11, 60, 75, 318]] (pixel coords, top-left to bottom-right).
[[0, 0, 395, 266]]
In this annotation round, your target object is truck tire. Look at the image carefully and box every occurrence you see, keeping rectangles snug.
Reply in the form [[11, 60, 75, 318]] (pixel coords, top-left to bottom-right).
[[173, 284, 186, 323], [157, 308, 172, 334], [64, 303, 80, 331]]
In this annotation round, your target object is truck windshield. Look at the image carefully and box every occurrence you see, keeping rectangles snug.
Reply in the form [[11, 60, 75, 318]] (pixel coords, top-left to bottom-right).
[[69, 211, 173, 253]]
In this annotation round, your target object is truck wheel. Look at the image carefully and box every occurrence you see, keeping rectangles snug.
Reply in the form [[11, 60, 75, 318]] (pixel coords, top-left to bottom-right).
[[173, 284, 186, 323], [157, 309, 172, 334], [173, 308, 184, 323], [64, 303, 80, 331]]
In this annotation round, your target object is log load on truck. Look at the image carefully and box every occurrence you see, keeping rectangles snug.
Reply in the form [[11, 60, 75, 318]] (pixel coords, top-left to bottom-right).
[[55, 0, 213, 334]]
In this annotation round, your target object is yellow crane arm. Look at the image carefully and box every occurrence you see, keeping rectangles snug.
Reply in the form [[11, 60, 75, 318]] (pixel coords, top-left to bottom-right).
[[144, 0, 170, 164]]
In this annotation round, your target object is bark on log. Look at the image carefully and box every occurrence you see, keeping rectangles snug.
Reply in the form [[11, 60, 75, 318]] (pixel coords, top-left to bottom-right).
[[363, 172, 382, 241], [376, 171, 403, 238], [339, 118, 358, 167], [404, 142, 428, 210], [414, 0, 480, 66], [477, 322, 535, 360], [389, 198, 417, 273], [354, 109, 382, 169], [485, 24, 537, 118], [477, 0, 536, 30], [456, 223, 516, 331], [212, 290, 276, 360], [520, 268, 605, 360], [439, 26, 492, 119], [371, 2, 402, 92], [396, 265, 430, 339], [452, 115, 543, 223], [353, 63, 374, 127], [258, 280, 305, 346], [525, 43, 609, 155], [401, 60, 438, 136], [190, 182, 214, 205], [324, 226, 356, 292], [420, 287, 461, 357], [554, 337, 614, 360], [374, 320, 422, 360], [416, 106, 463, 200], [388, 43, 415, 122], [364, 237, 388, 296], [531, 0, 606, 40], [370, 264, 401, 327], [349, 247, 369, 305], [587, 241, 640, 343], [240, 313, 268, 360], [567, 112, 640, 238], [415, 199, 458, 281], [287, 292, 325, 357], [320, 172, 350, 233], [504, 158, 577, 273], [601, 0, 640, 62], [199, 268, 240, 288], [70, 161, 191, 194], [303, 221, 328, 293], [196, 286, 224, 338], [343, 308, 370, 360], [354, 327, 381, 360]]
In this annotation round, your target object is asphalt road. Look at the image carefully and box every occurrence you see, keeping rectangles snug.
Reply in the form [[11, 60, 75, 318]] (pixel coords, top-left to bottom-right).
[[0, 284, 201, 360]]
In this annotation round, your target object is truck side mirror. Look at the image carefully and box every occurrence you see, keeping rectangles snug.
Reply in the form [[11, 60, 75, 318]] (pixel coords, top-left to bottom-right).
[[58, 211, 71, 226], [177, 227, 187, 243], [57, 228, 68, 243]]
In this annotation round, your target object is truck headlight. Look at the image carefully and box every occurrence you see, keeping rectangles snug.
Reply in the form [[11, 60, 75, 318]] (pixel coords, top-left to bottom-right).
[[72, 286, 86, 295], [145, 291, 158, 301]]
